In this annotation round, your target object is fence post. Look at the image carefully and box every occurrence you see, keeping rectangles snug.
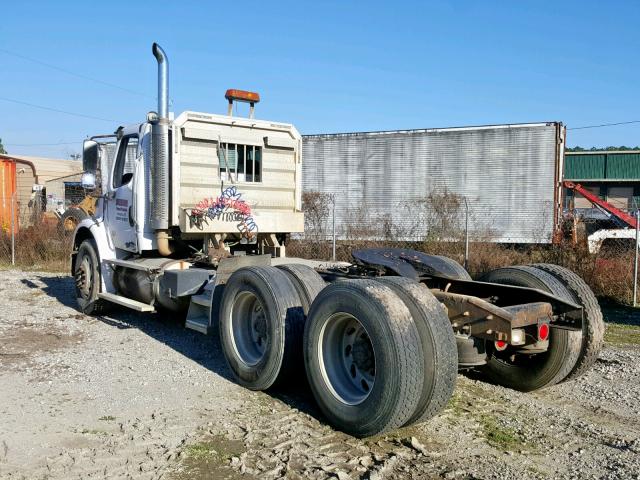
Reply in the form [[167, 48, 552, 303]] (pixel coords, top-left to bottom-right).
[[10, 192, 15, 266], [634, 209, 639, 307], [463, 196, 469, 271], [332, 195, 336, 262]]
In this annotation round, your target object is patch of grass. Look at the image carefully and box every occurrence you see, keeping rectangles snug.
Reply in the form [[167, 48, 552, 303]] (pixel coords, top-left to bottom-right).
[[98, 415, 116, 421], [445, 380, 528, 452], [605, 323, 640, 345], [183, 435, 244, 463], [184, 442, 219, 461], [478, 414, 523, 450], [174, 435, 246, 480]]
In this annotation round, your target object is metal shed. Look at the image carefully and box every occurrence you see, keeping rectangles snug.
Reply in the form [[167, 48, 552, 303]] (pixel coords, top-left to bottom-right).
[[302, 122, 565, 243], [0, 154, 83, 227]]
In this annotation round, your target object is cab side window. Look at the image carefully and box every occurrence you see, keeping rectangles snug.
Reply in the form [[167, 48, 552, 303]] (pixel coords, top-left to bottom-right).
[[113, 136, 139, 188]]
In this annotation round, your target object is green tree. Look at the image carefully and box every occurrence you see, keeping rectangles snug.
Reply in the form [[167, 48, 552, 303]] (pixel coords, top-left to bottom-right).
[[0, 138, 6, 154], [566, 145, 640, 152]]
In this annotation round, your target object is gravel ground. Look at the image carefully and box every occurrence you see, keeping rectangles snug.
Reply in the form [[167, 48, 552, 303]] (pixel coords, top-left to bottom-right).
[[0, 270, 639, 480]]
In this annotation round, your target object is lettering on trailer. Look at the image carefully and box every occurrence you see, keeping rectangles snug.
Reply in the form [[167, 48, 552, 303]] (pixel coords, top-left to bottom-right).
[[188, 186, 258, 240], [115, 198, 129, 222]]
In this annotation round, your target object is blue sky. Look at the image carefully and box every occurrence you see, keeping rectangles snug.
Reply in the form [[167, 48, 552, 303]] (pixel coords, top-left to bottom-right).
[[1, 1, 639, 158]]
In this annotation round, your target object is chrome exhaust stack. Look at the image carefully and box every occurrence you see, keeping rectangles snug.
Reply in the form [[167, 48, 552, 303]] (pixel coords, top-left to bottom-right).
[[152, 43, 169, 118], [150, 43, 172, 256]]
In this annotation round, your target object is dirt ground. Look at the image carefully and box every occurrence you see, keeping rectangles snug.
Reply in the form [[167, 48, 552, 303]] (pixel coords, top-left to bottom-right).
[[0, 270, 639, 480]]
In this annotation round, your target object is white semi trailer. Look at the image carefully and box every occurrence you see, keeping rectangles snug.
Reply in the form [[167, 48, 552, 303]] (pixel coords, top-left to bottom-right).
[[72, 44, 604, 437]]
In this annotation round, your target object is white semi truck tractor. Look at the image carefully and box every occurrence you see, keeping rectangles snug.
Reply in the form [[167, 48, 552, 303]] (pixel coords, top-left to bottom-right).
[[72, 44, 604, 437]]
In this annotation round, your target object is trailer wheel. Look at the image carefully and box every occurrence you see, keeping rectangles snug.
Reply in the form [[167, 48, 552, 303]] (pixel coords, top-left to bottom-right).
[[478, 266, 581, 391], [376, 277, 457, 425], [276, 264, 326, 315], [304, 280, 423, 437], [431, 255, 471, 280], [530, 263, 604, 382], [74, 239, 109, 315], [219, 266, 304, 391]]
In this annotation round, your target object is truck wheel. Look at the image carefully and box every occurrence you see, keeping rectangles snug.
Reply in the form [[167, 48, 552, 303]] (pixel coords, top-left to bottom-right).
[[376, 277, 457, 426], [432, 255, 471, 280], [276, 264, 326, 315], [478, 266, 581, 391], [304, 280, 423, 437], [530, 263, 604, 382], [74, 239, 109, 315], [59, 207, 89, 236], [219, 266, 304, 391]]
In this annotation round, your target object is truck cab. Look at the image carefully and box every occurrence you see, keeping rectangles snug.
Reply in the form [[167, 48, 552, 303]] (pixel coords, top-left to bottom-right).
[[81, 106, 303, 261]]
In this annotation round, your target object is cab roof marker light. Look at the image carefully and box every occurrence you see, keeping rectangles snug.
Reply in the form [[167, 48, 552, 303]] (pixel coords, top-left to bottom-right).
[[225, 89, 261, 119]]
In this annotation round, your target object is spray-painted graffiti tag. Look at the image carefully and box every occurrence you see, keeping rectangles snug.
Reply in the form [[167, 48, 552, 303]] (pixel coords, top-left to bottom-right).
[[188, 186, 258, 240]]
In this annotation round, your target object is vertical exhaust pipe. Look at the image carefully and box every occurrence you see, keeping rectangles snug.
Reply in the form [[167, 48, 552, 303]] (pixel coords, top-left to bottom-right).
[[153, 43, 169, 118], [151, 43, 173, 256]]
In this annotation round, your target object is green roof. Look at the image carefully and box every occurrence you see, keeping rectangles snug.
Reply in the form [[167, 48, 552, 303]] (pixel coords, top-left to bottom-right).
[[565, 151, 640, 181]]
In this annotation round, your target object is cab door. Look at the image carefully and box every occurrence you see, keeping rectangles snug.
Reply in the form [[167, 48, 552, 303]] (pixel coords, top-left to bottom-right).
[[106, 135, 139, 252]]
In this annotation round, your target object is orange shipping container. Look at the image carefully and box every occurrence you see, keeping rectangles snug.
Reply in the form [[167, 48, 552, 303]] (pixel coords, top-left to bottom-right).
[[0, 159, 18, 233]]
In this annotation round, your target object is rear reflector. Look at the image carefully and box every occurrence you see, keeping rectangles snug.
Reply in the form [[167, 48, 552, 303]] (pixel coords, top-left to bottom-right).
[[538, 323, 550, 341], [494, 340, 508, 351]]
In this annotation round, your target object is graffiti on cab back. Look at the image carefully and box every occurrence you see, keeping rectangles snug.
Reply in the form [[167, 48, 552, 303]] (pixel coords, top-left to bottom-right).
[[188, 186, 258, 241]]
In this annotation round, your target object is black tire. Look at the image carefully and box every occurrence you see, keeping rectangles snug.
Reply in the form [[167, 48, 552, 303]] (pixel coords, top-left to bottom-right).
[[59, 207, 89, 236], [376, 277, 457, 425], [432, 255, 471, 280], [530, 263, 604, 382], [304, 280, 423, 437], [74, 239, 109, 315], [479, 266, 581, 391], [219, 266, 305, 391], [276, 264, 326, 315]]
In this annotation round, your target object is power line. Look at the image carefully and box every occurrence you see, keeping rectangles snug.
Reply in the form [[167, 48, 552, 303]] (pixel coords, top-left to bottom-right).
[[568, 120, 640, 130], [4, 141, 79, 147], [0, 48, 154, 99], [0, 96, 120, 123]]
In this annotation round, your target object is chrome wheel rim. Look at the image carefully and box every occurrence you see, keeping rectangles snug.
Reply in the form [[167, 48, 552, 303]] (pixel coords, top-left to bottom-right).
[[318, 313, 376, 405], [229, 291, 268, 366]]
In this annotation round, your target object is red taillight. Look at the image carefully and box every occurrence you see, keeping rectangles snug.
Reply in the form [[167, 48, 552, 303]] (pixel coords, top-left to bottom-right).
[[538, 323, 550, 341], [494, 340, 508, 351], [225, 89, 260, 103]]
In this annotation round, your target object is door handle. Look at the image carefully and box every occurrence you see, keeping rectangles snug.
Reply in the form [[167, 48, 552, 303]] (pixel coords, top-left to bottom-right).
[[128, 205, 135, 227]]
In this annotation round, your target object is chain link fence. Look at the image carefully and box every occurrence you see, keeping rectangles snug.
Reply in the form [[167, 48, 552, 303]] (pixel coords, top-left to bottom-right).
[[0, 190, 638, 305], [288, 192, 640, 306], [0, 194, 73, 272]]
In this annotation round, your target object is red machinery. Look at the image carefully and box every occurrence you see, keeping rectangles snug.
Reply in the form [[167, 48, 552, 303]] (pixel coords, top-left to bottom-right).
[[564, 180, 637, 229]]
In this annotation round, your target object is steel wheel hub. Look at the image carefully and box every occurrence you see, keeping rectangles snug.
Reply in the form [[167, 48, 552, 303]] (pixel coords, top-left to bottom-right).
[[75, 255, 92, 298], [318, 313, 376, 405], [230, 291, 268, 366]]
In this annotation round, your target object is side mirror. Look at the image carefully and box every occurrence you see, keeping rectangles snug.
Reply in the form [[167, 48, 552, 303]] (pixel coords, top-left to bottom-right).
[[82, 139, 99, 172], [81, 172, 97, 190]]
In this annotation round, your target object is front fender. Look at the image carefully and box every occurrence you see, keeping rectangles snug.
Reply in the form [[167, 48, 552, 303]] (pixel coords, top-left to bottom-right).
[[72, 218, 117, 293]]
